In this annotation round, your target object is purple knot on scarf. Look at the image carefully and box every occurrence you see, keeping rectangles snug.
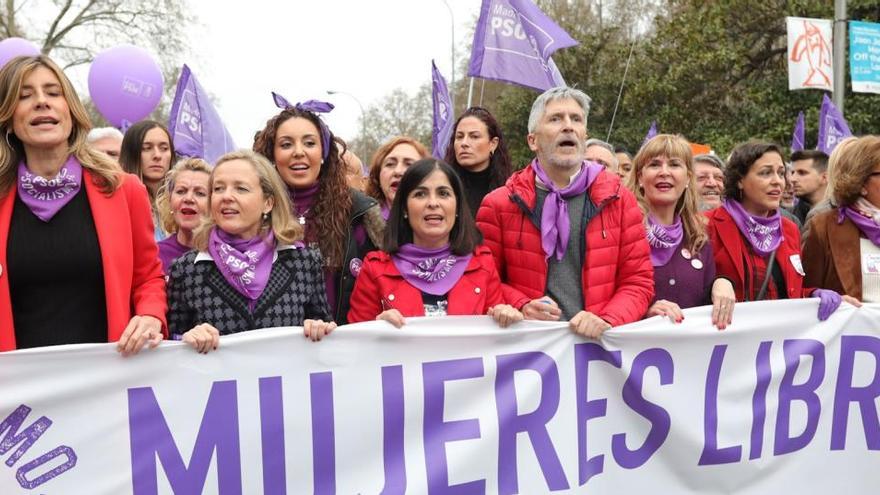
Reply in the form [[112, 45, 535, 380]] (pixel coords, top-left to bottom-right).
[[530, 159, 603, 261], [272, 91, 335, 161]]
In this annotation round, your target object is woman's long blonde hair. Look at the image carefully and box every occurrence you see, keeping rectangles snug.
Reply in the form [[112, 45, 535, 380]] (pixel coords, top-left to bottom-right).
[[0, 55, 120, 196], [192, 150, 302, 251], [628, 134, 708, 254]]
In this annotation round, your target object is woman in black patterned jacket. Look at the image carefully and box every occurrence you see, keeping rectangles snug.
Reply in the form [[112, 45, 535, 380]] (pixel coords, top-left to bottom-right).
[[166, 150, 336, 353]]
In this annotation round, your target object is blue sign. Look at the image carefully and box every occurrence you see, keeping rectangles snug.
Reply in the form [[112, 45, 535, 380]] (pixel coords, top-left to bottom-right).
[[850, 20, 880, 94]]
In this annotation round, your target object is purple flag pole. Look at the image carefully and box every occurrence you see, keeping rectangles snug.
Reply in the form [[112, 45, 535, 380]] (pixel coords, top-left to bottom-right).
[[641, 121, 658, 148], [791, 112, 805, 152], [168, 64, 237, 164], [467, 0, 578, 92], [431, 61, 455, 160], [817, 94, 852, 155]]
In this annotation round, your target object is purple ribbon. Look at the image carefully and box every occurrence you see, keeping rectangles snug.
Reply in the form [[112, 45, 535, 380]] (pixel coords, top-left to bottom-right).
[[530, 159, 603, 261], [272, 92, 334, 161], [839, 205, 880, 246], [208, 228, 276, 306], [646, 214, 683, 267], [16, 156, 82, 222], [391, 243, 472, 296], [722, 199, 783, 256]]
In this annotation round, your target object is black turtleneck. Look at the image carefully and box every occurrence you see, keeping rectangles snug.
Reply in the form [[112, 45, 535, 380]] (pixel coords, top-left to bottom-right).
[[457, 167, 493, 218]]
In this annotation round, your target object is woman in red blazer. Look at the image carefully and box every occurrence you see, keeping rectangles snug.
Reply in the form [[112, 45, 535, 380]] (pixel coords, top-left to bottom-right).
[[705, 141, 858, 319], [0, 55, 166, 353], [345, 159, 521, 328]]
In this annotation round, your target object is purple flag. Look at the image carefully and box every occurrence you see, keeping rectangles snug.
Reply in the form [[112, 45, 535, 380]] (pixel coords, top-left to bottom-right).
[[817, 94, 852, 155], [168, 64, 236, 164], [791, 111, 805, 152], [431, 61, 455, 160], [467, 0, 578, 92], [642, 121, 658, 148]]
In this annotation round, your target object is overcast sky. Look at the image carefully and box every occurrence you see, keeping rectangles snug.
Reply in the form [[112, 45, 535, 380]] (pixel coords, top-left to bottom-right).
[[184, 0, 482, 148]]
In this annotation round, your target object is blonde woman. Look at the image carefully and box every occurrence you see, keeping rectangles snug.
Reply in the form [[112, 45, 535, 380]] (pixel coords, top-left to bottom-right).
[[155, 158, 212, 274], [803, 135, 880, 301], [629, 134, 735, 328], [166, 150, 335, 353], [0, 55, 165, 353]]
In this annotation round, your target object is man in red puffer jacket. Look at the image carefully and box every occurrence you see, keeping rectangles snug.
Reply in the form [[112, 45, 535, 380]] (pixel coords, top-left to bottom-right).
[[476, 87, 653, 338]]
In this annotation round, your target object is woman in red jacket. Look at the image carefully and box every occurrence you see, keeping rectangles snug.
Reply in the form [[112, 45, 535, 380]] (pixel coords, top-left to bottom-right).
[[705, 141, 857, 319], [0, 55, 166, 353], [345, 158, 522, 328]]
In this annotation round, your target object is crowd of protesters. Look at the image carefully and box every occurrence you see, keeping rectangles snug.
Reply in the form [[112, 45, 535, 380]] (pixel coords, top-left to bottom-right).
[[0, 54, 870, 355]]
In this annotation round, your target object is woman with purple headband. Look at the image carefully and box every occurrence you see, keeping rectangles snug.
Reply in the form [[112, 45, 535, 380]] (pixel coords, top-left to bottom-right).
[[706, 141, 858, 318], [348, 158, 522, 328], [253, 94, 384, 324]]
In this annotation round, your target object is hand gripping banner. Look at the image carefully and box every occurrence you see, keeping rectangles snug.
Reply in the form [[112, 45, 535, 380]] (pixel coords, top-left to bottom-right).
[[1, 299, 878, 494]]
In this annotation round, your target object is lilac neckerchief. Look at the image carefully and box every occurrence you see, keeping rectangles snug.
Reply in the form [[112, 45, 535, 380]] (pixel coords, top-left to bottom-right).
[[646, 213, 683, 267], [158, 235, 191, 275], [208, 228, 276, 305], [840, 198, 880, 246], [531, 159, 603, 261], [722, 199, 782, 256], [391, 243, 473, 296], [17, 156, 82, 222], [380, 204, 391, 221]]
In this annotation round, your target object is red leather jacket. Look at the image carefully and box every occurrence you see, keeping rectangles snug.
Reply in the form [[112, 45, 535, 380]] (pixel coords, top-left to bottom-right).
[[0, 171, 167, 350], [706, 207, 813, 301], [475, 165, 654, 326], [347, 246, 503, 322]]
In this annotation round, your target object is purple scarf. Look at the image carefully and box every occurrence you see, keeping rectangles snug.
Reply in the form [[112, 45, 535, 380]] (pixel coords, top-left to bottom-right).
[[380, 204, 391, 221], [288, 183, 320, 224], [840, 200, 880, 246], [722, 199, 783, 256], [17, 156, 82, 222], [158, 235, 191, 275], [646, 214, 683, 267], [531, 159, 603, 261], [391, 243, 473, 296], [208, 228, 276, 304]]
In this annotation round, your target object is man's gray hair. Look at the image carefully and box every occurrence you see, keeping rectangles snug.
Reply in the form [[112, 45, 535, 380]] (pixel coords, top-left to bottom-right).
[[527, 87, 592, 133], [693, 153, 724, 170], [585, 138, 614, 153], [86, 126, 124, 143]]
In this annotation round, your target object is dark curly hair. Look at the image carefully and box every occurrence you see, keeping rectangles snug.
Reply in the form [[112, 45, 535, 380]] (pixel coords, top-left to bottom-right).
[[723, 141, 786, 202], [253, 108, 351, 270], [444, 107, 512, 189]]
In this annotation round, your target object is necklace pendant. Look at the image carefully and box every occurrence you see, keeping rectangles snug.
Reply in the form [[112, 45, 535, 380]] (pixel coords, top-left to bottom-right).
[[298, 215, 306, 225]]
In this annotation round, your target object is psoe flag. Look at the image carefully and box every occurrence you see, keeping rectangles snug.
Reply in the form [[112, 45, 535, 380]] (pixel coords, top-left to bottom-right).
[[817, 94, 852, 155], [431, 61, 454, 160], [467, 0, 578, 92], [787, 17, 833, 91], [849, 20, 880, 94], [168, 64, 237, 164]]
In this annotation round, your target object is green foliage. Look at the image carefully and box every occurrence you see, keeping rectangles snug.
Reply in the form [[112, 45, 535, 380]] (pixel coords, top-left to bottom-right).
[[489, 0, 880, 162]]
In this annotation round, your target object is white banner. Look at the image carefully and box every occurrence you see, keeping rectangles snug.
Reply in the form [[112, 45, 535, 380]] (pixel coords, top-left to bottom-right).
[[1, 300, 878, 494], [788, 16, 834, 91]]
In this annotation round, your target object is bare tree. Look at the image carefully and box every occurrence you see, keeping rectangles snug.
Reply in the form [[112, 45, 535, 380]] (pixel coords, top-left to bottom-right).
[[349, 85, 433, 163], [1, 0, 195, 123]]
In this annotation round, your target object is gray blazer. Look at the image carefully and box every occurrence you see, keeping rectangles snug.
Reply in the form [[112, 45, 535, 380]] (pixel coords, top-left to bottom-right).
[[167, 246, 331, 337]]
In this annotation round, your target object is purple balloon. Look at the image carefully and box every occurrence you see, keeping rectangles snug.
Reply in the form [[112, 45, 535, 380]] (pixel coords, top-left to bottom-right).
[[0, 38, 40, 69], [88, 44, 163, 128]]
